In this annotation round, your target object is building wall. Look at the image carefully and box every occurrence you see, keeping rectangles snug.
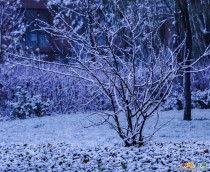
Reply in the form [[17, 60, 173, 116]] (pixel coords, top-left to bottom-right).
[[20, 0, 73, 61]]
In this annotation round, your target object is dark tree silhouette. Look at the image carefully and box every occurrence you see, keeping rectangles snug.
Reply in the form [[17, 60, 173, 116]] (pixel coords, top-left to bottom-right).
[[174, 0, 192, 120]]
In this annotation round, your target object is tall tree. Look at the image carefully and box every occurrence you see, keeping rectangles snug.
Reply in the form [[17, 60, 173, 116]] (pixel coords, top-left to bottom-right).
[[174, 0, 192, 120]]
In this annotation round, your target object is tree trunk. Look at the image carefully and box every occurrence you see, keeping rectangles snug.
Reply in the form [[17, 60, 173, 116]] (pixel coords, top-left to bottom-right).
[[175, 0, 192, 120], [181, 0, 192, 120], [183, 5, 192, 120]]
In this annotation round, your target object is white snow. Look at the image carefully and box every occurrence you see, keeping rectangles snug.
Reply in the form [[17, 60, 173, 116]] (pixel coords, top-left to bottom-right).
[[0, 109, 210, 171], [0, 109, 210, 146], [0, 112, 120, 147], [146, 109, 210, 143]]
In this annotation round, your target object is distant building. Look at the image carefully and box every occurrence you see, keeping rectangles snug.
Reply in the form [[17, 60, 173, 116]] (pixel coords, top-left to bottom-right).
[[22, 1, 49, 48], [21, 0, 71, 62]]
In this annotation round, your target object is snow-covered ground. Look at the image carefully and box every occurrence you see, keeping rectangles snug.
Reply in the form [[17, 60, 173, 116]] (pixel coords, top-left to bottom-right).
[[0, 109, 210, 171], [1, 109, 210, 146]]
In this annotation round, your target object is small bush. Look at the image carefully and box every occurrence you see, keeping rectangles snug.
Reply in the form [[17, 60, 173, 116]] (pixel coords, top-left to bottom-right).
[[192, 89, 210, 109], [161, 89, 210, 110], [176, 99, 183, 110], [8, 88, 52, 119]]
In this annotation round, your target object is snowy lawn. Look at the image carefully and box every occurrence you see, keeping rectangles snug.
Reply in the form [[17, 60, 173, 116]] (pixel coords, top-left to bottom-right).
[[0, 109, 210, 171]]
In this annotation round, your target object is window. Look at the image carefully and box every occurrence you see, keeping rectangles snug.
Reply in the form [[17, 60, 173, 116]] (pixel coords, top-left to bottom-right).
[[25, 9, 50, 49]]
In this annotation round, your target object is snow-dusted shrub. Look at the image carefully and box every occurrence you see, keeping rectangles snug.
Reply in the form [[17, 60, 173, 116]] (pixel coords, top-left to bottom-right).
[[161, 89, 210, 110], [191, 59, 210, 91], [39, 0, 184, 147], [192, 89, 210, 109], [0, 62, 110, 115], [9, 88, 52, 119], [161, 97, 183, 111], [161, 86, 183, 111]]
